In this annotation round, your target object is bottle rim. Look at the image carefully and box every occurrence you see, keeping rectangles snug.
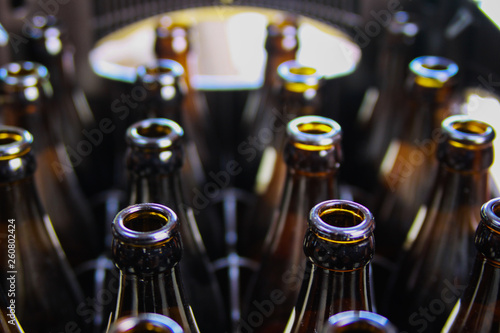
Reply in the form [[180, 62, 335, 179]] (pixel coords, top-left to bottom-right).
[[324, 310, 397, 333], [126, 118, 184, 149], [136, 59, 185, 85], [277, 60, 322, 89], [286, 115, 342, 150], [0, 61, 49, 87], [109, 313, 184, 333], [309, 200, 375, 242], [409, 55, 458, 87], [481, 198, 500, 232], [441, 115, 495, 146], [0, 125, 33, 160], [112, 203, 178, 245]]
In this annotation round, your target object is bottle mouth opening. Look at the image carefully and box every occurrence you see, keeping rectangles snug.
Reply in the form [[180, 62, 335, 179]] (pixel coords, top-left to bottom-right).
[[113, 203, 178, 245], [109, 313, 184, 333], [287, 115, 342, 150], [137, 59, 184, 83], [481, 198, 500, 232], [409, 56, 458, 88], [0, 126, 33, 159], [126, 118, 183, 149], [442, 115, 495, 145], [309, 200, 374, 241], [278, 60, 322, 92], [326, 311, 396, 333], [0, 62, 48, 87]]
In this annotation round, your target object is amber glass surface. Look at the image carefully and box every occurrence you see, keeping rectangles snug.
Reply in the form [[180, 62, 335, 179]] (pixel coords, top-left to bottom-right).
[[109, 313, 184, 333], [0, 125, 86, 332], [154, 16, 191, 88], [125, 118, 226, 332], [372, 55, 460, 261], [383, 116, 495, 332], [284, 200, 376, 333], [24, 14, 96, 154], [0, 61, 99, 267], [237, 60, 323, 261], [322, 311, 398, 333], [111, 203, 199, 333], [238, 13, 299, 149], [241, 115, 343, 332], [353, 11, 420, 192], [441, 198, 500, 333]]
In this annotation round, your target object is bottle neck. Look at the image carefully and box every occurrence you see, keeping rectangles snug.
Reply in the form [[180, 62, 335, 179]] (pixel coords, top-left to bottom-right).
[[401, 83, 456, 143], [289, 262, 374, 332], [114, 266, 197, 331], [127, 171, 184, 209]]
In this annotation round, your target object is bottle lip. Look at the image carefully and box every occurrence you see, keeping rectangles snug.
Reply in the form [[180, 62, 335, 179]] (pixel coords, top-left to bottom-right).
[[409, 56, 458, 87], [0, 61, 49, 87], [309, 200, 375, 242], [441, 115, 495, 146], [112, 203, 178, 245], [481, 198, 500, 232], [0, 126, 33, 160], [286, 115, 342, 149], [109, 313, 184, 333], [136, 59, 185, 85], [277, 60, 322, 91], [325, 311, 397, 333], [126, 118, 184, 149]]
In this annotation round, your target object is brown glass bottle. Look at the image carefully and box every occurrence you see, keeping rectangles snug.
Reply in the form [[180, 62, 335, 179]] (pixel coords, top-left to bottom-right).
[[373, 55, 460, 261], [241, 115, 343, 332], [125, 118, 226, 332], [24, 14, 96, 155], [111, 203, 199, 333], [154, 19, 219, 176], [441, 198, 500, 333], [0, 61, 100, 267], [353, 11, 419, 192], [239, 13, 299, 150], [237, 60, 323, 260], [109, 313, 184, 333], [0, 125, 86, 333], [154, 16, 191, 88], [284, 200, 376, 333], [134, 59, 213, 190], [322, 311, 398, 333], [383, 115, 495, 332]]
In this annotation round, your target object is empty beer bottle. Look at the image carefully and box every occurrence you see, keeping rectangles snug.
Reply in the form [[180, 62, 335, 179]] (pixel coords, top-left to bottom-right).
[[134, 59, 212, 190], [322, 311, 397, 333], [384, 115, 496, 332], [0, 125, 86, 332], [0, 61, 100, 267], [373, 55, 460, 261], [441, 197, 500, 332], [154, 16, 191, 88], [125, 118, 226, 332], [352, 11, 420, 192], [238, 60, 323, 260], [241, 115, 343, 332], [239, 13, 299, 151], [24, 14, 96, 156], [285, 200, 376, 333], [111, 203, 199, 333], [109, 314, 184, 333], [154, 18, 219, 176]]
